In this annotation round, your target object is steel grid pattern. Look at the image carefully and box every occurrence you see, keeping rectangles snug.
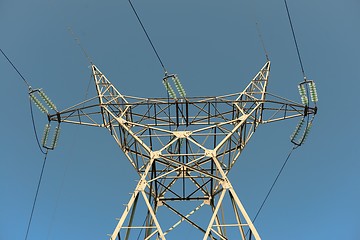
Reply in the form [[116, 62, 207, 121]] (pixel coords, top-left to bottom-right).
[[48, 61, 316, 239]]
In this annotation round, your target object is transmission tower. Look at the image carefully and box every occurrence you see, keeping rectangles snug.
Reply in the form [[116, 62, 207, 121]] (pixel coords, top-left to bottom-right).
[[32, 60, 317, 239]]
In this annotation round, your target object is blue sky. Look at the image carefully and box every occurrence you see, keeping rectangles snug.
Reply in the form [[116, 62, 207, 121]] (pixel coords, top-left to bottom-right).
[[1, 0, 359, 239]]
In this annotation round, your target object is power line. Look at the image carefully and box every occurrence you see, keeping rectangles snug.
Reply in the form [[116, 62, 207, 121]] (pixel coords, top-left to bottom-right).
[[283, 0, 306, 80], [25, 150, 49, 240], [254, 146, 296, 222], [246, 1, 311, 236], [0, 48, 31, 88], [1, 48, 49, 154], [127, 0, 167, 73], [1, 47, 53, 239], [247, 145, 297, 236], [29, 99, 48, 155]]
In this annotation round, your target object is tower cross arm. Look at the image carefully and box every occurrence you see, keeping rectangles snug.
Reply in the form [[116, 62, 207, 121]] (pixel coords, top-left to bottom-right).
[[48, 64, 130, 128], [259, 92, 317, 124], [48, 98, 106, 127]]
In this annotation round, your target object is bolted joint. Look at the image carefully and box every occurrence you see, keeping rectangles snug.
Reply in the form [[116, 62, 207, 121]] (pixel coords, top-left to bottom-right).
[[157, 198, 164, 206], [173, 131, 192, 138], [205, 149, 216, 158], [203, 197, 211, 205], [116, 117, 127, 124], [137, 180, 147, 191], [221, 179, 231, 189], [150, 151, 161, 159]]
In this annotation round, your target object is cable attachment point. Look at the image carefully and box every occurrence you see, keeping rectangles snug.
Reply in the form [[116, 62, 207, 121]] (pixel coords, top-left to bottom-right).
[[163, 74, 187, 99]]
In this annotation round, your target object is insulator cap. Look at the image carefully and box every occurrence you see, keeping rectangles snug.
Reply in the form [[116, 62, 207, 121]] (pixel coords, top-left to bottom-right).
[[42, 124, 51, 147], [30, 94, 48, 114], [39, 90, 57, 111]]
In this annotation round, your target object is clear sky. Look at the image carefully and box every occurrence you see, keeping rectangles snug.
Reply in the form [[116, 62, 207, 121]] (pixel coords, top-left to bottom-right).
[[1, 0, 359, 239]]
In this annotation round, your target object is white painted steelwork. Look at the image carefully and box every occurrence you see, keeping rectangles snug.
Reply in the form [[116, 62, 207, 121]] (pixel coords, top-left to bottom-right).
[[49, 61, 316, 239]]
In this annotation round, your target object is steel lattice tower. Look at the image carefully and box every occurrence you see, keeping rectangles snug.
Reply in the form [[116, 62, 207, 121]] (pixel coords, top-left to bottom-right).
[[45, 61, 317, 239]]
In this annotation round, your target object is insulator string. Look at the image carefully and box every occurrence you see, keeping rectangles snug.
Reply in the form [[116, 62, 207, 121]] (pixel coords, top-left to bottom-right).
[[1, 47, 54, 240]]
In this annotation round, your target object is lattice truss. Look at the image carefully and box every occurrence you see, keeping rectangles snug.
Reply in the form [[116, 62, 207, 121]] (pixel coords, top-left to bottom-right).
[[47, 61, 316, 240]]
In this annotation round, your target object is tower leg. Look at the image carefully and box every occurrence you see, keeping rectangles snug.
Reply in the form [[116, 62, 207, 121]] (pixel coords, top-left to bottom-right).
[[110, 157, 166, 240], [202, 153, 261, 240], [111, 148, 262, 240], [109, 180, 165, 240], [203, 185, 261, 240]]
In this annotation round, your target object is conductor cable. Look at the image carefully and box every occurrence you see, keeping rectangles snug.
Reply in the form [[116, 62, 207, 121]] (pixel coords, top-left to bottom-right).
[[284, 0, 306, 80], [128, 0, 167, 73]]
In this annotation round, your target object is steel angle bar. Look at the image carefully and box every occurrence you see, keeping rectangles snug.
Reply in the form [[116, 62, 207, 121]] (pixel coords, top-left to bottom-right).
[[181, 136, 208, 152], [147, 165, 183, 183], [203, 188, 227, 240], [186, 178, 212, 198], [229, 190, 247, 239], [156, 177, 182, 198], [161, 156, 223, 182], [104, 107, 152, 154], [263, 113, 304, 124], [209, 228, 228, 240], [162, 202, 207, 236], [191, 118, 240, 134]]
